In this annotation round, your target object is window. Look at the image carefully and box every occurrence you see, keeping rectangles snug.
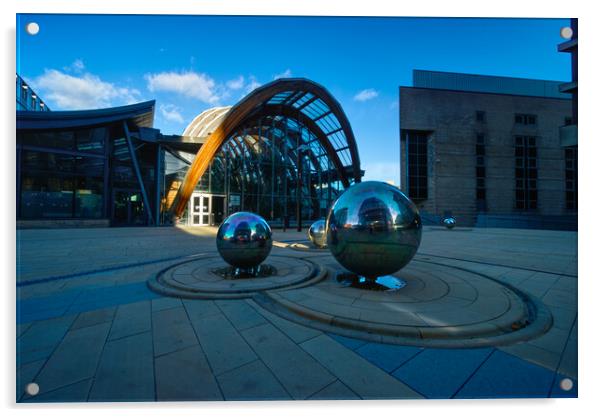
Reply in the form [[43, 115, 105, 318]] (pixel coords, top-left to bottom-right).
[[565, 146, 577, 210], [405, 131, 428, 202], [515, 113, 538, 125], [515, 136, 537, 210], [476, 134, 486, 208], [565, 117, 573, 126], [476, 111, 486, 123]]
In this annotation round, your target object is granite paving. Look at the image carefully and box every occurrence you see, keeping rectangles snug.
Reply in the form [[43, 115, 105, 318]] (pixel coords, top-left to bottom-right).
[[16, 225, 578, 401]]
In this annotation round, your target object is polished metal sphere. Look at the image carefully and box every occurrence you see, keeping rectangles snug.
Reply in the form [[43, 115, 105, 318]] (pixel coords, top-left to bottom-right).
[[326, 181, 422, 278], [443, 217, 456, 229], [308, 220, 327, 248], [216, 212, 273, 268]]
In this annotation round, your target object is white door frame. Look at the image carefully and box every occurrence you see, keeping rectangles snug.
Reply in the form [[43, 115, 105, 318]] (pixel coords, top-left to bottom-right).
[[189, 193, 227, 226], [189, 193, 210, 226]]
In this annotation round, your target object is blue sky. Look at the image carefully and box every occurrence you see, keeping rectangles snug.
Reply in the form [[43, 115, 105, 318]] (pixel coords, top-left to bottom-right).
[[16, 14, 571, 184]]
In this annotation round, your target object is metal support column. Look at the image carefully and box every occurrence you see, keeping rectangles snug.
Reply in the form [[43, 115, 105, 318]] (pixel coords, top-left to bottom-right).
[[103, 128, 111, 219], [296, 124, 302, 232], [270, 117, 276, 221], [283, 118, 288, 232], [123, 121, 154, 226], [155, 144, 162, 226]]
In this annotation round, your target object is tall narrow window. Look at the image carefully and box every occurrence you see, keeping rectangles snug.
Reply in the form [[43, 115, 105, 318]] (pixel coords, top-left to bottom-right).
[[476, 134, 486, 210], [405, 131, 428, 202], [515, 136, 537, 210], [476, 111, 486, 123], [565, 146, 577, 210]]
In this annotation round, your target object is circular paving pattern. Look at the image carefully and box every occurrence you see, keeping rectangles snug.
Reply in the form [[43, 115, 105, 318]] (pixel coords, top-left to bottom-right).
[[254, 257, 552, 348], [147, 255, 325, 299]]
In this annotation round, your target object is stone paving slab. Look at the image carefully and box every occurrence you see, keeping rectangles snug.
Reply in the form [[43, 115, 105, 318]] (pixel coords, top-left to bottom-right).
[[300, 334, 423, 399], [189, 311, 258, 376], [17, 315, 77, 365], [247, 299, 322, 344], [34, 322, 111, 395], [216, 360, 291, 401], [307, 380, 360, 400], [88, 331, 155, 402], [70, 306, 116, 330], [108, 300, 152, 341], [392, 348, 493, 398], [355, 343, 422, 373], [152, 306, 199, 357], [241, 323, 336, 399], [155, 345, 223, 401], [455, 350, 557, 398], [215, 299, 268, 331]]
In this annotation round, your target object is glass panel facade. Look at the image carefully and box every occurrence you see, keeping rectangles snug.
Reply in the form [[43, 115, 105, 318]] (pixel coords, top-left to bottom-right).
[[17, 122, 160, 224], [187, 114, 350, 226]]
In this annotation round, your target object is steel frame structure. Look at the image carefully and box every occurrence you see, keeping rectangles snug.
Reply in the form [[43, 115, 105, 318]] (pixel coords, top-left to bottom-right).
[[170, 78, 362, 220]]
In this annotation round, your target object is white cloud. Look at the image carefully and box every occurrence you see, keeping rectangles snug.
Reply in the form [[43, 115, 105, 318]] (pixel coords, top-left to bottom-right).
[[226, 76, 245, 90], [273, 69, 292, 79], [145, 70, 220, 104], [63, 59, 85, 73], [32, 68, 141, 110], [159, 104, 184, 123], [245, 76, 261, 93], [353, 88, 379, 102]]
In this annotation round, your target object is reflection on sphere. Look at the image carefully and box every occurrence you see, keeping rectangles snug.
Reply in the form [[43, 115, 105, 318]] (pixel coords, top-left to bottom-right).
[[326, 181, 422, 278], [216, 212, 272, 268]]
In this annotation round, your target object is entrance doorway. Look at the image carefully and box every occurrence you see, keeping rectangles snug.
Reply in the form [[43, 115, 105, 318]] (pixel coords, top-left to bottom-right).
[[112, 189, 146, 226], [190, 193, 226, 226]]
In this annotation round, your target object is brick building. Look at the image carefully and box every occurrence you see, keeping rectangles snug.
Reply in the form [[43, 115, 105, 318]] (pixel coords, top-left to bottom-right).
[[399, 70, 575, 229]]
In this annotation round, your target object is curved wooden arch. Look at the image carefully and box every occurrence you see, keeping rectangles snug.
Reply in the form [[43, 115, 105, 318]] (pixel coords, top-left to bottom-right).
[[169, 78, 361, 219]]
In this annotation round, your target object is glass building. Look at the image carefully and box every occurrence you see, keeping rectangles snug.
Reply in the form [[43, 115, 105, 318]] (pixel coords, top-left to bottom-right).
[[16, 78, 363, 228], [16, 74, 50, 112], [17, 101, 161, 226]]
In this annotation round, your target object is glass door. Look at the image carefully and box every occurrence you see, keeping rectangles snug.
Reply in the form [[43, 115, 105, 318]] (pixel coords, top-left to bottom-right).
[[190, 193, 210, 226], [112, 189, 146, 226], [200, 195, 210, 225]]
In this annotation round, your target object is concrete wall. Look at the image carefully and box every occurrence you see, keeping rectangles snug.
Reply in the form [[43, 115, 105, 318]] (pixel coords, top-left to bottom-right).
[[399, 87, 574, 227]]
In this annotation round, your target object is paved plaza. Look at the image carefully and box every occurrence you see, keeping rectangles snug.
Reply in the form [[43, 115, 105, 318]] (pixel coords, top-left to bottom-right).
[[16, 225, 577, 402]]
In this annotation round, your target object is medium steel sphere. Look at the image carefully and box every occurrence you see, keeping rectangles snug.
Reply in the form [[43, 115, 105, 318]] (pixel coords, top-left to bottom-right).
[[326, 181, 422, 278], [308, 220, 327, 248], [216, 212, 272, 268], [443, 217, 456, 229]]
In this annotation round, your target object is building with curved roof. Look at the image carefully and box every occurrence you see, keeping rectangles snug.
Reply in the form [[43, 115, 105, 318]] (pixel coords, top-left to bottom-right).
[[168, 78, 362, 229], [16, 77, 362, 228]]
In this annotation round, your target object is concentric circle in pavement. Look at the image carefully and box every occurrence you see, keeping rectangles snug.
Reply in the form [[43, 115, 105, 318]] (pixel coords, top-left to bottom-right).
[[147, 255, 325, 299], [254, 258, 552, 348]]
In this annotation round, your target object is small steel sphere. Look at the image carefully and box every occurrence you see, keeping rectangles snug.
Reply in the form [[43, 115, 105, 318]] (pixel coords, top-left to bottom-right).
[[443, 217, 456, 229], [216, 212, 272, 268], [308, 220, 327, 248], [326, 181, 422, 278]]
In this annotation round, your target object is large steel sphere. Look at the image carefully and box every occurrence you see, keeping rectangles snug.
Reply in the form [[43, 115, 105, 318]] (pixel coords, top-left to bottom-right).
[[216, 212, 273, 268], [308, 220, 327, 248], [326, 181, 422, 278], [443, 217, 456, 229]]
